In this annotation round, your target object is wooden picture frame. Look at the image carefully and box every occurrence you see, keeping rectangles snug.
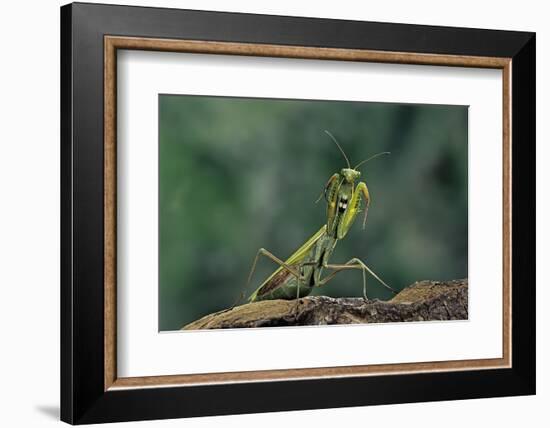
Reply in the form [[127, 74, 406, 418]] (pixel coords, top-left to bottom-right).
[[61, 2, 535, 424]]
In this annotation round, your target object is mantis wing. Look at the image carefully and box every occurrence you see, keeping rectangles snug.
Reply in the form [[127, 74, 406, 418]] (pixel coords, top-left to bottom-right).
[[249, 225, 327, 300]]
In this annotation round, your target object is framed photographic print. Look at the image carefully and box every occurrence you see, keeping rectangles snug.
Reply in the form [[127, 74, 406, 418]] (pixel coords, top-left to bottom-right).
[[60, 2, 535, 424]]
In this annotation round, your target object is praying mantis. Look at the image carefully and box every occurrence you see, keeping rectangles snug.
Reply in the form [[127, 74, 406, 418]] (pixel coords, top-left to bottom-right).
[[245, 130, 395, 303]]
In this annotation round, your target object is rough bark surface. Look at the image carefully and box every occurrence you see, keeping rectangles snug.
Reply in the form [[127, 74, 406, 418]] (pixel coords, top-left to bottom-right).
[[182, 279, 468, 330]]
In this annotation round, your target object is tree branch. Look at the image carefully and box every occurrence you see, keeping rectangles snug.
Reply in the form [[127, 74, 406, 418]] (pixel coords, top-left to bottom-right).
[[182, 279, 468, 330]]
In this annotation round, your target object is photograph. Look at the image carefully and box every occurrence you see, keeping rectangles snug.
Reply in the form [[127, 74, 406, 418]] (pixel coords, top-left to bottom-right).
[[158, 94, 469, 331]]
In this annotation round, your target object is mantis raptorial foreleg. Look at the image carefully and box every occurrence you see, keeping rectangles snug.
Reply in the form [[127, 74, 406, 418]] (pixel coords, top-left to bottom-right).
[[319, 257, 396, 300]]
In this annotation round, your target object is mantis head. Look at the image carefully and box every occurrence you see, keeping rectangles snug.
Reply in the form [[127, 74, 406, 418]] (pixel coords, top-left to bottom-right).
[[340, 168, 361, 183]]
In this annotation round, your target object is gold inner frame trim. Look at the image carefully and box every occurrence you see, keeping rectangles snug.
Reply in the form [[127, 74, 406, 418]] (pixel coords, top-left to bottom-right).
[[104, 35, 512, 391]]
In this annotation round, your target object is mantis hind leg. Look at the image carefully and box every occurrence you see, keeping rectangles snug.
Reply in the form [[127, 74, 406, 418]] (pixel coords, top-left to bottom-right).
[[223, 248, 301, 312], [319, 257, 396, 300], [238, 248, 301, 305]]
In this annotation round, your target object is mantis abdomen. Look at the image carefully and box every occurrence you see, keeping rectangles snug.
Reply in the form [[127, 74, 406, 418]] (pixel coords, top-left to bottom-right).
[[248, 227, 338, 302]]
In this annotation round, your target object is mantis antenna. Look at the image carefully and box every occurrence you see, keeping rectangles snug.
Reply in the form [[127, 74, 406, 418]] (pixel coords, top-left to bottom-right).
[[324, 130, 351, 169], [354, 151, 391, 170]]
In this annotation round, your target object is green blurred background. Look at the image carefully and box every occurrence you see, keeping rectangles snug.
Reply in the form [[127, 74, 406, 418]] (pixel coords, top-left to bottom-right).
[[159, 94, 468, 331]]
